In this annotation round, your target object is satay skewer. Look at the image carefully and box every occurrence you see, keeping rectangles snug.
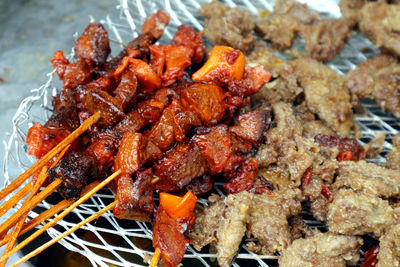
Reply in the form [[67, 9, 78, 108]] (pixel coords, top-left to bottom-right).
[[0, 111, 100, 202], [0, 169, 121, 263]]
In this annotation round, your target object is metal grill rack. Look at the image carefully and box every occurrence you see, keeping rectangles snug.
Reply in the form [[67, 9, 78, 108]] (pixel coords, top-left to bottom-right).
[[2, 0, 399, 266]]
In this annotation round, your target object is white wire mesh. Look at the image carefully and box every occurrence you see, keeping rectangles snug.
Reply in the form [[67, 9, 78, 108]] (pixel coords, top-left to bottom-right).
[[2, 0, 399, 266]]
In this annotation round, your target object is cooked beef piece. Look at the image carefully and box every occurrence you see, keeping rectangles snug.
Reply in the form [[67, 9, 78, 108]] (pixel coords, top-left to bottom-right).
[[246, 188, 304, 254], [154, 141, 208, 192], [141, 10, 170, 40], [189, 191, 252, 267], [75, 23, 110, 65], [300, 18, 354, 62], [256, 0, 316, 51], [113, 69, 137, 111], [327, 189, 395, 237], [360, 2, 400, 57], [223, 158, 258, 195], [384, 133, 400, 170], [345, 54, 400, 120], [364, 132, 386, 159], [47, 151, 96, 200], [278, 232, 363, 267], [339, 0, 366, 23], [184, 175, 214, 196], [377, 223, 400, 267], [46, 89, 80, 131], [334, 160, 400, 198], [61, 58, 92, 90], [294, 58, 354, 136], [229, 108, 271, 147], [171, 25, 204, 64], [314, 134, 366, 161], [113, 170, 154, 221], [200, 0, 255, 51], [86, 129, 119, 167]]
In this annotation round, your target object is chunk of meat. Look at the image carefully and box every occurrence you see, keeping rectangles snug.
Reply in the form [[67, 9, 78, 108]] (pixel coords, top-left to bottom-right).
[[345, 54, 400, 120], [113, 170, 154, 221], [86, 130, 118, 167], [181, 83, 226, 125], [62, 58, 92, 89], [114, 132, 146, 175], [141, 10, 170, 40], [339, 0, 366, 23], [300, 18, 354, 62], [47, 151, 96, 200], [327, 189, 395, 237], [364, 132, 386, 159], [75, 23, 110, 65], [171, 25, 204, 64], [184, 175, 214, 196], [46, 89, 80, 131], [246, 188, 304, 254], [223, 158, 258, 195], [278, 232, 363, 267], [154, 141, 208, 192], [113, 69, 137, 111], [384, 133, 400, 170], [160, 44, 193, 86], [229, 108, 271, 146], [377, 224, 400, 267], [50, 50, 69, 79], [334, 160, 400, 198], [314, 133, 366, 161], [200, 1, 255, 51], [360, 2, 400, 57]]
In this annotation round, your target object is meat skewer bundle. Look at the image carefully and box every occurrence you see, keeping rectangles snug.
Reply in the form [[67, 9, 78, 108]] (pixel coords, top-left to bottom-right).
[[0, 10, 271, 267]]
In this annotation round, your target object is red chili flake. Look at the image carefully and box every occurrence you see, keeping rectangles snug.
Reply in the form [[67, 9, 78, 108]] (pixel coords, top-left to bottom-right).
[[321, 185, 333, 200], [361, 244, 380, 267], [337, 150, 353, 161], [301, 169, 312, 190]]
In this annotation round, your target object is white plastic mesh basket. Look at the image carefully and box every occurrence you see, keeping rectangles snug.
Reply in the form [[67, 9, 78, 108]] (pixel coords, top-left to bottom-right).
[[2, 0, 399, 266]]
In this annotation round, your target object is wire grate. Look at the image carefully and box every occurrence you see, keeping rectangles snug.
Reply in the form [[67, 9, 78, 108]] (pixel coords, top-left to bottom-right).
[[2, 0, 399, 266]]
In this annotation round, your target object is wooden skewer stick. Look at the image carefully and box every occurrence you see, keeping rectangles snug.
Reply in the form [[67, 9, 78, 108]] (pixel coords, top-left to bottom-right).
[[149, 248, 161, 267], [0, 144, 70, 219], [0, 166, 49, 267], [0, 169, 121, 263], [0, 111, 100, 202], [0, 181, 101, 247], [10, 201, 117, 267], [0, 178, 63, 238]]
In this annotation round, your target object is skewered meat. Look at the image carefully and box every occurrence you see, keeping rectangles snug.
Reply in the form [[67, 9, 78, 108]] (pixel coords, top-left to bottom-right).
[[141, 10, 170, 40], [278, 232, 363, 267], [334, 160, 400, 198], [327, 189, 395, 237], [223, 158, 258, 195], [345, 54, 400, 120], [300, 18, 354, 62]]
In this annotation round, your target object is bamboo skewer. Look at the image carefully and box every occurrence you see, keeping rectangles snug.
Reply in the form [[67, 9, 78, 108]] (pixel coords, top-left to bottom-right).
[[0, 166, 49, 267], [0, 181, 101, 247], [0, 111, 100, 202], [0, 169, 121, 263], [10, 201, 117, 267], [149, 248, 161, 267]]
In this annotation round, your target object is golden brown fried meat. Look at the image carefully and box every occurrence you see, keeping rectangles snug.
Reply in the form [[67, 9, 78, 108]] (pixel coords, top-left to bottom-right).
[[278, 232, 363, 267], [384, 133, 400, 170], [339, 0, 366, 23], [377, 223, 400, 267]]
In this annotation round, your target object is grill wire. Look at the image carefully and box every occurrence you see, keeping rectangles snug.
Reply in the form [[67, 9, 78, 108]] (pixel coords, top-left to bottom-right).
[[2, 0, 399, 266]]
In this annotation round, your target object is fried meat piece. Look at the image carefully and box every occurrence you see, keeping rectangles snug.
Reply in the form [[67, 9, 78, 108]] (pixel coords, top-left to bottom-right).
[[200, 0, 255, 51], [360, 2, 400, 57], [189, 191, 253, 267], [327, 189, 395, 237], [314, 133, 366, 161], [46, 89, 80, 131], [113, 69, 138, 111], [339, 0, 366, 23], [141, 10, 170, 40], [278, 232, 363, 267], [384, 133, 400, 170], [256, 0, 316, 50], [246, 188, 304, 254], [75, 23, 110, 65], [364, 132, 386, 159], [345, 54, 400, 120], [334, 160, 400, 198], [377, 224, 400, 267], [300, 18, 354, 62], [223, 158, 258, 195]]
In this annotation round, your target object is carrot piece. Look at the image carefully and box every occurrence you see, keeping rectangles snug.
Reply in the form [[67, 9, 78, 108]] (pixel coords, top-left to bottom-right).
[[192, 45, 245, 83], [159, 191, 197, 220]]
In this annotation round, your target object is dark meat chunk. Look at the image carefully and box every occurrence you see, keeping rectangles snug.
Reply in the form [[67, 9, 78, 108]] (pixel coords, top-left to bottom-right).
[[114, 132, 147, 176], [256, 0, 316, 50], [50, 51, 69, 80], [334, 160, 400, 198], [154, 141, 208, 192], [327, 189, 395, 237], [113, 69, 137, 111], [46, 89, 80, 131], [300, 18, 354, 62], [141, 10, 170, 40], [345, 54, 400, 120], [377, 223, 400, 267], [384, 133, 400, 170], [278, 232, 363, 267], [171, 25, 204, 64], [360, 2, 400, 57], [200, 0, 255, 51], [246, 188, 304, 254], [86, 130, 118, 167], [181, 83, 226, 126], [314, 134, 366, 161], [62, 58, 92, 89], [229, 108, 271, 147], [113, 170, 154, 221], [223, 158, 258, 195], [75, 23, 110, 65], [184, 175, 214, 196], [339, 0, 366, 23], [47, 151, 96, 200]]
